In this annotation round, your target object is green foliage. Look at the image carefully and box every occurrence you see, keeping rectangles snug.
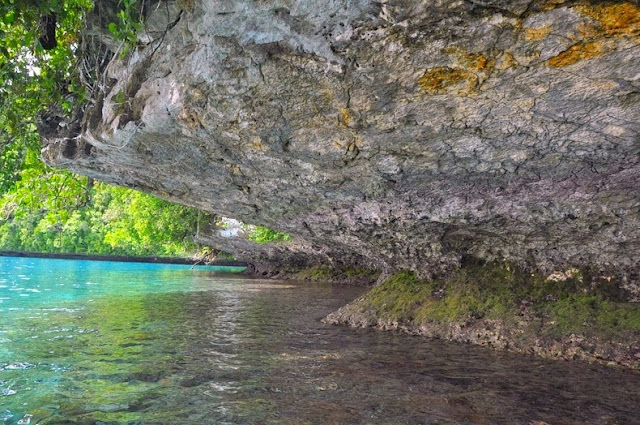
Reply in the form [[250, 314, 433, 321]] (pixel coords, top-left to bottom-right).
[[343, 267, 380, 280], [297, 266, 333, 281], [296, 266, 380, 283], [1, 0, 92, 192], [245, 225, 292, 244], [97, 185, 203, 255], [0, 173, 205, 256], [543, 295, 640, 337], [0, 1, 206, 257], [107, 0, 143, 58]]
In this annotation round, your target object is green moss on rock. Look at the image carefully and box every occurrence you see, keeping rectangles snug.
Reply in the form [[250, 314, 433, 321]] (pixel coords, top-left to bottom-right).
[[293, 265, 379, 284], [368, 263, 639, 334], [296, 265, 333, 281]]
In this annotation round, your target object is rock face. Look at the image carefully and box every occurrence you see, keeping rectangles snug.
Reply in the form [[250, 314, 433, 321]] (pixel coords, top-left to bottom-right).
[[42, 1, 640, 295]]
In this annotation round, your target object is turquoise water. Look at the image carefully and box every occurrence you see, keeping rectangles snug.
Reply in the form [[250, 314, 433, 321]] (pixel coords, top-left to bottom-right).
[[0, 258, 246, 310], [1, 256, 639, 424], [0, 257, 263, 423]]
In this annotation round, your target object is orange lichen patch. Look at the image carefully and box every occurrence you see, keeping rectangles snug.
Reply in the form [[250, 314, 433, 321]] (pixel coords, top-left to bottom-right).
[[576, 3, 640, 36], [441, 47, 496, 73], [548, 41, 606, 67], [418, 67, 478, 94], [431, 48, 503, 93], [540, 0, 567, 11], [459, 52, 496, 72], [577, 22, 600, 38], [524, 26, 553, 41]]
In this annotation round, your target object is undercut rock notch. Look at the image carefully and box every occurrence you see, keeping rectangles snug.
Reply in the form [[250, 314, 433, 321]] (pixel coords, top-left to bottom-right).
[[40, 0, 640, 365]]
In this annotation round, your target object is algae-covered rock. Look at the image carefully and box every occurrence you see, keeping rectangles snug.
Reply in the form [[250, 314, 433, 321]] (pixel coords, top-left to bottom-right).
[[325, 262, 640, 369]]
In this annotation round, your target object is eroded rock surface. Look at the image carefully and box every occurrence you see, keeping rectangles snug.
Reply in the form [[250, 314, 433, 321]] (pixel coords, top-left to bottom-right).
[[42, 0, 640, 296]]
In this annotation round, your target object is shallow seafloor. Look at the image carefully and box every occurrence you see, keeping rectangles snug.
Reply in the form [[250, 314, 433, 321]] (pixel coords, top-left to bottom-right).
[[1, 256, 639, 424]]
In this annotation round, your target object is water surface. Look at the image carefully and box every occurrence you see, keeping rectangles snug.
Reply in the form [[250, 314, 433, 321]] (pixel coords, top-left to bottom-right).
[[1, 256, 639, 424]]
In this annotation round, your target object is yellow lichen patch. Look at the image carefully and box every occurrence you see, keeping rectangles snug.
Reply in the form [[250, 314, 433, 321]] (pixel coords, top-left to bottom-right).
[[430, 48, 504, 93], [249, 136, 266, 151], [524, 26, 553, 41], [418, 67, 478, 95], [595, 80, 619, 91], [179, 108, 203, 129], [440, 47, 496, 73], [339, 108, 352, 126], [346, 141, 358, 153], [318, 88, 334, 106], [548, 41, 606, 67], [576, 3, 640, 36], [229, 164, 243, 176]]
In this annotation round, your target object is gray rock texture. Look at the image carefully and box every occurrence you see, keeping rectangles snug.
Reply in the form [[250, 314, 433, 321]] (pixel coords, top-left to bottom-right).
[[42, 0, 640, 296]]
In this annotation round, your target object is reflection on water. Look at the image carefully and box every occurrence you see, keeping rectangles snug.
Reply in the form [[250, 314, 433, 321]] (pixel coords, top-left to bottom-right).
[[1, 256, 639, 424]]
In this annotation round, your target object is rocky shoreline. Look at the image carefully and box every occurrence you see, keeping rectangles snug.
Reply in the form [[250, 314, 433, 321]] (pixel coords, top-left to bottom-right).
[[239, 260, 640, 369], [325, 304, 640, 370], [319, 263, 640, 370]]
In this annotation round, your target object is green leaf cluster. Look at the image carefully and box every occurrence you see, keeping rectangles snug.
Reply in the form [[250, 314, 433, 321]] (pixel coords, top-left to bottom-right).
[[1, 0, 92, 191], [107, 0, 143, 58]]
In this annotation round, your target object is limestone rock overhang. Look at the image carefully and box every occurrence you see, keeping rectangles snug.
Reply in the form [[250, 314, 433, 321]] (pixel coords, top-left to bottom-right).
[[40, 0, 640, 297]]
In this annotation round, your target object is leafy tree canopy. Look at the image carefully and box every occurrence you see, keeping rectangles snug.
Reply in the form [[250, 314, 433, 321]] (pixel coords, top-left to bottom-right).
[[0, 0, 210, 257], [1, 0, 91, 191]]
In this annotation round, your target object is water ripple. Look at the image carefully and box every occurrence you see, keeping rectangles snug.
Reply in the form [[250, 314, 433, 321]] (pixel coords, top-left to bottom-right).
[[2, 362, 36, 371], [1, 410, 14, 421]]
